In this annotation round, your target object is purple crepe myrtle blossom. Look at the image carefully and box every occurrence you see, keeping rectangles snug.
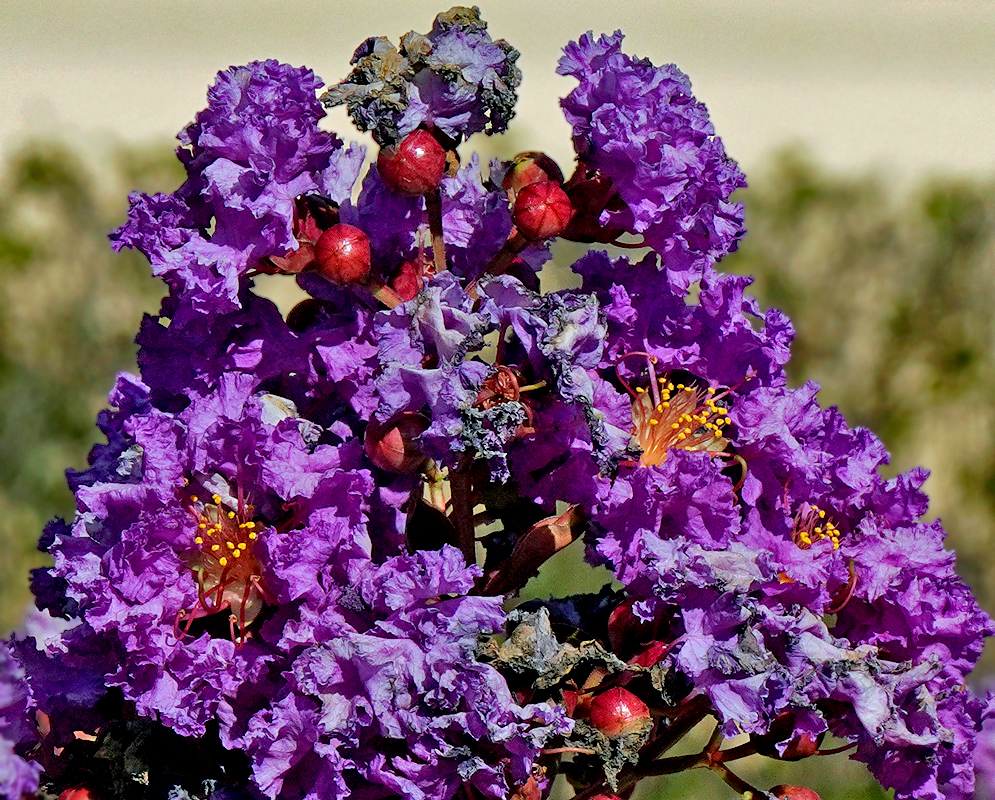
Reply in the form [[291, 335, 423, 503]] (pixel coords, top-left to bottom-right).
[[37, 372, 374, 738], [572, 251, 793, 391], [372, 270, 628, 483], [225, 547, 571, 800], [583, 349, 993, 799], [559, 31, 746, 273], [18, 8, 995, 800], [112, 61, 364, 316]]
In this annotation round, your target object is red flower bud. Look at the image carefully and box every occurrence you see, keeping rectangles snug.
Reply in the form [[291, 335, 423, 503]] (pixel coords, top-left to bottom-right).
[[751, 712, 824, 761], [588, 686, 651, 739], [770, 785, 821, 800], [314, 224, 371, 285], [364, 412, 430, 473], [513, 180, 573, 241], [59, 789, 98, 800], [377, 130, 447, 196], [502, 151, 564, 193]]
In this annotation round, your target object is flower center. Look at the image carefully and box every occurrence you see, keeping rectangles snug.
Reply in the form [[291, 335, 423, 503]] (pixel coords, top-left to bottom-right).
[[178, 491, 271, 642], [791, 503, 841, 550], [630, 374, 730, 468]]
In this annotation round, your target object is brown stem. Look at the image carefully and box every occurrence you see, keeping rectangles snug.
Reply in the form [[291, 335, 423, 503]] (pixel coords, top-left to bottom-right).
[[639, 693, 712, 763], [449, 458, 476, 566], [710, 762, 764, 798], [425, 189, 447, 274], [633, 752, 707, 778], [542, 746, 597, 756], [466, 230, 529, 296], [366, 278, 403, 309], [816, 741, 858, 756], [713, 740, 757, 764], [704, 721, 724, 755]]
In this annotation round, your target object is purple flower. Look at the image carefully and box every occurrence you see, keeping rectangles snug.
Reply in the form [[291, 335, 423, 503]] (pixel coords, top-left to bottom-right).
[[559, 32, 746, 272], [573, 252, 793, 390], [227, 547, 570, 800], [113, 61, 363, 315], [41, 373, 373, 738], [19, 13, 995, 800]]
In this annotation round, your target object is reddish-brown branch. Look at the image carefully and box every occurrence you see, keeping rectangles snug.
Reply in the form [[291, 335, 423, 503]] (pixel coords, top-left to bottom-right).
[[449, 459, 476, 566], [638, 693, 712, 763], [713, 739, 757, 763], [425, 189, 447, 273]]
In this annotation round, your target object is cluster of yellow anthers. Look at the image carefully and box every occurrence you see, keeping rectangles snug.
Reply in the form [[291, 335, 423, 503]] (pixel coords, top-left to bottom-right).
[[792, 504, 841, 550], [632, 375, 731, 468], [179, 491, 269, 639], [191, 493, 260, 569]]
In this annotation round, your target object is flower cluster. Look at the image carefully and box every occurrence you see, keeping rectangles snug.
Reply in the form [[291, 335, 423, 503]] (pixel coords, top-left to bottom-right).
[[5, 7, 992, 800]]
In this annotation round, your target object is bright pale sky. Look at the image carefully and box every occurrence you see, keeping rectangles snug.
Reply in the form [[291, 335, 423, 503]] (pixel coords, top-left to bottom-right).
[[2, 0, 995, 179]]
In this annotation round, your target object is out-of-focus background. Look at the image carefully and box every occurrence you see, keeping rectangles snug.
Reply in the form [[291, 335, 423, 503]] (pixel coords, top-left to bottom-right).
[[2, 2, 994, 798]]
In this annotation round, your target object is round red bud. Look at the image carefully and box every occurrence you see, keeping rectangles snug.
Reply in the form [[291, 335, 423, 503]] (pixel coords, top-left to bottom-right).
[[588, 686, 650, 739], [770, 786, 821, 800], [502, 151, 564, 193], [314, 224, 371, 285], [377, 130, 447, 196], [513, 180, 573, 241], [751, 712, 824, 761], [59, 789, 98, 800], [364, 412, 430, 473]]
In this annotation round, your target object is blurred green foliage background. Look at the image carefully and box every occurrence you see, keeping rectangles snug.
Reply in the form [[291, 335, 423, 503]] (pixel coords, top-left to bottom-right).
[[1, 139, 992, 799]]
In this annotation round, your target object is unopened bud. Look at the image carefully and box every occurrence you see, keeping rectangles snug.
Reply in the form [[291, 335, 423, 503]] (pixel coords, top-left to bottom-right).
[[364, 412, 430, 473], [502, 151, 564, 193], [751, 712, 824, 761], [314, 224, 371, 285], [513, 180, 573, 241], [59, 789, 98, 800], [588, 686, 651, 739], [377, 130, 447, 196], [770, 786, 820, 800]]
